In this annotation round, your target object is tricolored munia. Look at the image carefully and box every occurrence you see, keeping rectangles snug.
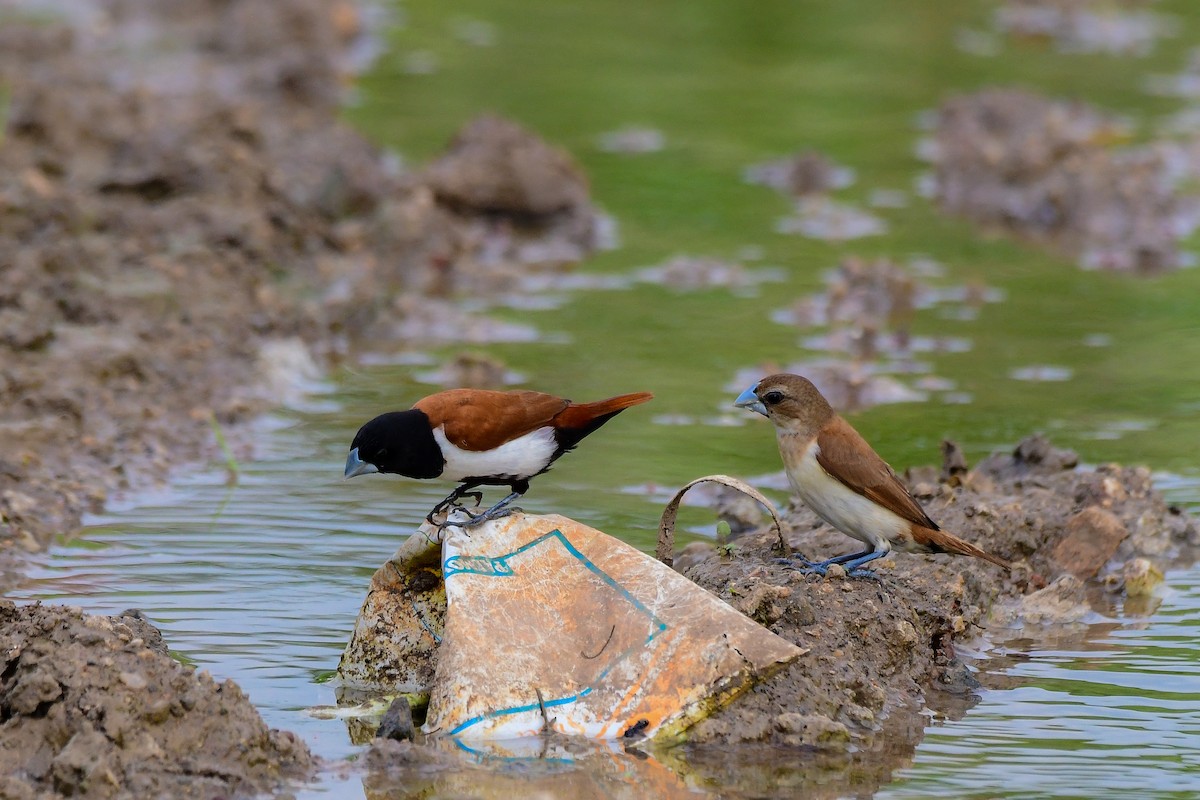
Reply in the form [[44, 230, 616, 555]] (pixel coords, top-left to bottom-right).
[[345, 387, 653, 525]]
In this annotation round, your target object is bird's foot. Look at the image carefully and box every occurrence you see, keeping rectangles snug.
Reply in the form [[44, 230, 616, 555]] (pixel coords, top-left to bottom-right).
[[772, 556, 828, 575], [427, 491, 484, 526], [456, 504, 523, 527], [773, 555, 881, 580]]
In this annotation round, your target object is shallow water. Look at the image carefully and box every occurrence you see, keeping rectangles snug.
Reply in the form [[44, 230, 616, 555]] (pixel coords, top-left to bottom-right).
[[13, 0, 1200, 796], [11, 409, 1200, 797]]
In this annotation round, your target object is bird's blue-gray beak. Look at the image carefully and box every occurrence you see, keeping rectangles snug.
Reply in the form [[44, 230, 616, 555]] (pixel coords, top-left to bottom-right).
[[344, 447, 379, 479], [734, 385, 768, 417]]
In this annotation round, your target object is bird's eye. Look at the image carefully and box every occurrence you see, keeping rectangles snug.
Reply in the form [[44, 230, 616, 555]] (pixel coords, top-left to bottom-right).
[[763, 391, 784, 405], [377, 448, 388, 458]]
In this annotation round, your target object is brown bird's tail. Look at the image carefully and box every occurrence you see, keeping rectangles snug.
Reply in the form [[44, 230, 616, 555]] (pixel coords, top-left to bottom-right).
[[553, 392, 653, 446], [915, 525, 1011, 570]]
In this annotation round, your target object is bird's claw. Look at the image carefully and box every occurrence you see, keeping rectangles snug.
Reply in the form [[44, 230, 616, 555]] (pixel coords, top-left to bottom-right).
[[461, 504, 522, 526], [432, 501, 522, 529]]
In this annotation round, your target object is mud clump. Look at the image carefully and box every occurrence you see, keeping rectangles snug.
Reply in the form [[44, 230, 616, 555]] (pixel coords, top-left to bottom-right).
[[928, 88, 1196, 273], [0, 601, 313, 798], [0, 2, 604, 570], [677, 434, 1195, 768], [0, 2, 611, 793], [737, 255, 1001, 412], [423, 114, 592, 221]]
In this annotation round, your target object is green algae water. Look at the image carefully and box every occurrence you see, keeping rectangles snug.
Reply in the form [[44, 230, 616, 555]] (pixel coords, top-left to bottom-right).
[[13, 0, 1200, 796]]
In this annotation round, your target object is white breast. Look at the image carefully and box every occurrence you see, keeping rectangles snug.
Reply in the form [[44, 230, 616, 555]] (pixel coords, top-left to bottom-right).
[[784, 437, 908, 551], [433, 426, 559, 482]]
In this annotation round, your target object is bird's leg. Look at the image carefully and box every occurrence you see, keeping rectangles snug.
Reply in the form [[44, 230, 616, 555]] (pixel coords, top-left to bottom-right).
[[841, 550, 888, 578], [457, 480, 529, 527], [426, 483, 481, 525], [459, 491, 523, 525], [798, 549, 874, 570]]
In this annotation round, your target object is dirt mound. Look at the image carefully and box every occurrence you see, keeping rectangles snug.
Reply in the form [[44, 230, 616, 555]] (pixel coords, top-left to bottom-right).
[[0, 601, 313, 798], [0, 2, 603, 571], [928, 88, 1196, 273], [677, 435, 1195, 760]]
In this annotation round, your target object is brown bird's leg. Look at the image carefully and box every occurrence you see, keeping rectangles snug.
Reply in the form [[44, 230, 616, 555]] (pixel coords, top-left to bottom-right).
[[786, 548, 886, 579]]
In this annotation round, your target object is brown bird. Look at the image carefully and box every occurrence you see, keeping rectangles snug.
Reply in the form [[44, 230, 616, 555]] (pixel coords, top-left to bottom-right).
[[735, 373, 1009, 576], [345, 387, 653, 525]]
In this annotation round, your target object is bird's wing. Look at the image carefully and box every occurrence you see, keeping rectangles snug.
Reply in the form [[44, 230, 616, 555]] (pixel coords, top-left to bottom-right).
[[415, 389, 569, 451], [815, 416, 940, 530]]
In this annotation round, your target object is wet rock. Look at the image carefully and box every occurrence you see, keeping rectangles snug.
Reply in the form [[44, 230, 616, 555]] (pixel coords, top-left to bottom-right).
[[1050, 507, 1129, 579], [0, 601, 312, 797], [1120, 557, 1164, 598], [671, 541, 717, 574], [375, 697, 417, 742], [940, 439, 969, 485], [990, 574, 1090, 627]]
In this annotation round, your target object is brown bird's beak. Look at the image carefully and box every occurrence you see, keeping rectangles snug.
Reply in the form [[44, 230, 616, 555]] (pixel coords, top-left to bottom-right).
[[734, 385, 768, 417]]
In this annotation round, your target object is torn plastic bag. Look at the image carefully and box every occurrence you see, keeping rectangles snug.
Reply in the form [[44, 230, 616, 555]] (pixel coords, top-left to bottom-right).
[[340, 504, 804, 742]]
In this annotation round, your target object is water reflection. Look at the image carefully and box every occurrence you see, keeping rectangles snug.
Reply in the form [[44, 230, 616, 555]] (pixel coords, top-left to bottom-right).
[[882, 563, 1200, 799]]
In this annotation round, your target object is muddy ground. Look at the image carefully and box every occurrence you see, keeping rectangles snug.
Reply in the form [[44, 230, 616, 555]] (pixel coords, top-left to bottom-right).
[[1, 1, 1198, 799], [0, 0, 600, 797], [348, 435, 1196, 798], [662, 434, 1196, 796]]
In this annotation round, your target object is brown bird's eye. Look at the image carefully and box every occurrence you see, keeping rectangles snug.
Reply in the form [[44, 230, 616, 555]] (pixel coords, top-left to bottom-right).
[[763, 391, 784, 405]]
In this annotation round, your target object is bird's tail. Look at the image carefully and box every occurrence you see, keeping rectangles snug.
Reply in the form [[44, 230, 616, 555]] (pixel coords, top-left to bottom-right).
[[917, 525, 1011, 570], [553, 392, 653, 445]]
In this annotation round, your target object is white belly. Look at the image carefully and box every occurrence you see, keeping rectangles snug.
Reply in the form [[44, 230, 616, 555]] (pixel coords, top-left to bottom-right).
[[433, 426, 558, 482], [785, 437, 908, 551]]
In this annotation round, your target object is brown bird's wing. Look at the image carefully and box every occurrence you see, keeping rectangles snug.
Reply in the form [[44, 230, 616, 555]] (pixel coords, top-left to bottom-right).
[[414, 389, 569, 451], [815, 416, 941, 530]]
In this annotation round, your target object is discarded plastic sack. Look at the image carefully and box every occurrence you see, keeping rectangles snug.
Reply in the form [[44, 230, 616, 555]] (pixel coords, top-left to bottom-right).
[[338, 509, 804, 742]]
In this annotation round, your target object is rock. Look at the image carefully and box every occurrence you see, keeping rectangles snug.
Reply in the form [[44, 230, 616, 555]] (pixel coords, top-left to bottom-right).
[[375, 697, 417, 742], [422, 115, 591, 219], [1121, 558, 1164, 598], [989, 575, 1090, 627], [1049, 507, 1129, 579]]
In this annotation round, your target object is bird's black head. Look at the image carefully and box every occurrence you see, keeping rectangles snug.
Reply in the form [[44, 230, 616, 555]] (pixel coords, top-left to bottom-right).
[[344, 410, 445, 480]]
